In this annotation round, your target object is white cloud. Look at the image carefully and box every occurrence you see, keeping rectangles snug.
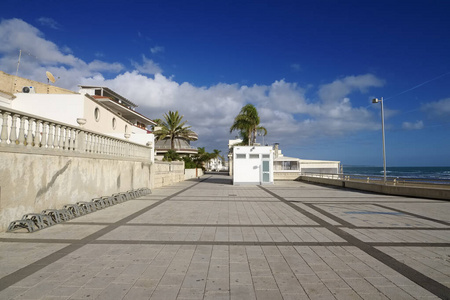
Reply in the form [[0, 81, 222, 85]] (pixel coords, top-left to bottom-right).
[[318, 74, 385, 104], [421, 98, 450, 119], [37, 17, 60, 30], [402, 120, 424, 130], [150, 46, 164, 54], [0, 18, 386, 153], [0, 18, 125, 90], [131, 55, 162, 75]]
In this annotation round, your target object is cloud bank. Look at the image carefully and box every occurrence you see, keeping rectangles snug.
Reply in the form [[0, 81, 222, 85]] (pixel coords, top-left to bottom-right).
[[0, 18, 386, 153]]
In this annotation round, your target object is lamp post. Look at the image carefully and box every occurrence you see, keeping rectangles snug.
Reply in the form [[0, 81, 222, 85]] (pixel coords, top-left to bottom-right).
[[372, 97, 386, 183]]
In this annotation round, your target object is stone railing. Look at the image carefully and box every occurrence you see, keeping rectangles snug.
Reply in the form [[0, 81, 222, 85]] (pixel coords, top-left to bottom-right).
[[0, 106, 151, 161]]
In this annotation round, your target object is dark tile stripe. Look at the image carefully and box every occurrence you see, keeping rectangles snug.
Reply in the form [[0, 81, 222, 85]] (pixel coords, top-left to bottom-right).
[[258, 185, 450, 300], [90, 240, 350, 246], [0, 179, 203, 291], [373, 204, 450, 226]]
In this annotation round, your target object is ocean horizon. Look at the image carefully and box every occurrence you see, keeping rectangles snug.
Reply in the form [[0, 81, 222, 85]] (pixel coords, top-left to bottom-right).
[[343, 166, 450, 181]]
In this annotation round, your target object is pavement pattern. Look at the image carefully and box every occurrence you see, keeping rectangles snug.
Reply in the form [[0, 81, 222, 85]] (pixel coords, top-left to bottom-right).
[[0, 173, 449, 300]]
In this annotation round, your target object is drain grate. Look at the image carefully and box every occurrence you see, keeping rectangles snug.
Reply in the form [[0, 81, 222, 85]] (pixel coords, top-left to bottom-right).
[[228, 194, 237, 197]]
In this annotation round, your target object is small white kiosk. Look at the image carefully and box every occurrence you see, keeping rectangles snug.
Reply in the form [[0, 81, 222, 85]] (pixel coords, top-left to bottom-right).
[[232, 146, 273, 185]]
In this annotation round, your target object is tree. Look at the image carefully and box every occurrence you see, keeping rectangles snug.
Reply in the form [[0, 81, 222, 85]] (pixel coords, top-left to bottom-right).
[[230, 104, 267, 146], [163, 149, 181, 162], [154, 111, 195, 150]]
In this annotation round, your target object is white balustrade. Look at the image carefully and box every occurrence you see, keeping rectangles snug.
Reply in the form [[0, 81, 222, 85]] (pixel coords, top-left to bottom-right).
[[0, 107, 151, 161]]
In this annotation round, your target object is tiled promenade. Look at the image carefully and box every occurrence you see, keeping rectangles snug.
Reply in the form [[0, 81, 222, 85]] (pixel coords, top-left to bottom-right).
[[0, 174, 449, 300]]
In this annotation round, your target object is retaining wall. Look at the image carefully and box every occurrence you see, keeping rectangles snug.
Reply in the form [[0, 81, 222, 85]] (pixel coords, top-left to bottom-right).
[[298, 176, 450, 200], [153, 161, 185, 188], [0, 151, 152, 231], [184, 168, 204, 180]]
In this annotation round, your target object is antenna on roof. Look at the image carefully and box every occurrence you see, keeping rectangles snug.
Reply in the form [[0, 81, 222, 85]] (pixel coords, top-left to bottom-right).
[[46, 71, 56, 83]]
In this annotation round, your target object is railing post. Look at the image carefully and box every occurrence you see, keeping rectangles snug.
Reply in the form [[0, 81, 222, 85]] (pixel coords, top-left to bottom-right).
[[64, 127, 70, 151], [34, 120, 42, 147], [59, 126, 66, 150], [10, 114, 19, 145], [18, 116, 26, 146], [26, 118, 34, 147], [54, 125, 61, 149], [77, 130, 85, 153], [47, 123, 54, 149], [1, 111, 10, 146], [41, 122, 49, 148]]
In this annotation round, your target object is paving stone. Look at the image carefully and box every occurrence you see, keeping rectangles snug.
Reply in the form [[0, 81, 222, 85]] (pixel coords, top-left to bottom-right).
[[0, 176, 448, 300]]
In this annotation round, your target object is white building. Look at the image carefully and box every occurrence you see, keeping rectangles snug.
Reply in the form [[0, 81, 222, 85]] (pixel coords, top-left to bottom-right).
[[0, 72, 156, 161], [232, 146, 273, 185], [273, 143, 341, 180]]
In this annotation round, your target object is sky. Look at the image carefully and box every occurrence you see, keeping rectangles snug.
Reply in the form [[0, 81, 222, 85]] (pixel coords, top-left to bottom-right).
[[1, 0, 449, 167]]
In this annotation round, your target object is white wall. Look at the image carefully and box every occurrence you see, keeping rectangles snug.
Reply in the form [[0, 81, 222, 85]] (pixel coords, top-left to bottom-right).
[[233, 146, 273, 185], [11, 94, 83, 126]]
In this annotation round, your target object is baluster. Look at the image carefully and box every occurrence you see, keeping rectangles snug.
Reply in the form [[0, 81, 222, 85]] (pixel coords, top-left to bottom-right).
[[72, 129, 77, 151], [47, 123, 54, 149], [85, 132, 91, 153], [64, 127, 70, 151], [54, 125, 61, 149], [10, 114, 19, 145], [98, 136, 103, 154], [18, 116, 26, 146], [96, 135, 100, 153], [41, 122, 48, 148], [92, 134, 96, 153], [34, 120, 42, 147], [59, 126, 65, 150], [26, 118, 34, 147], [68, 128, 74, 151], [1, 111, 10, 146]]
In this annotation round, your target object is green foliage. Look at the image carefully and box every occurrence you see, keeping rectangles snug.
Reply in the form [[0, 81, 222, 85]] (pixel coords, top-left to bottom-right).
[[230, 104, 267, 146], [163, 149, 181, 162], [154, 111, 195, 149], [183, 156, 197, 169]]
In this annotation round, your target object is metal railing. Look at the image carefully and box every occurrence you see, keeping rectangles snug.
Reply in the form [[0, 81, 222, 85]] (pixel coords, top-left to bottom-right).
[[301, 172, 450, 188]]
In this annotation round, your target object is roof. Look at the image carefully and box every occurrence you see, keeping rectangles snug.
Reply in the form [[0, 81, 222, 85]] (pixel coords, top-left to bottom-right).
[[274, 156, 300, 162], [78, 85, 137, 107]]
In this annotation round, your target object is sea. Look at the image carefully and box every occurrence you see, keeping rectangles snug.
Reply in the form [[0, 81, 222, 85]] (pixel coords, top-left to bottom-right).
[[343, 166, 450, 182]]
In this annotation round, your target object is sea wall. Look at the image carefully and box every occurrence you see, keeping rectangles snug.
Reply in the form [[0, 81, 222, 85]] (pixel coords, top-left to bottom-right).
[[298, 176, 450, 200], [0, 152, 152, 231]]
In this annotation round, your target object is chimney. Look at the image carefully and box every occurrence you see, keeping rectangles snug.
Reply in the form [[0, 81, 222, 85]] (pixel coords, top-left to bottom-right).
[[274, 143, 279, 159]]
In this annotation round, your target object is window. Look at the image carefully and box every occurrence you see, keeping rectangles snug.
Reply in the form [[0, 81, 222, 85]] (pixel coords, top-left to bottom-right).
[[249, 154, 259, 159], [94, 107, 100, 121], [262, 154, 270, 159], [112, 117, 117, 129], [236, 154, 246, 159], [125, 125, 128, 133]]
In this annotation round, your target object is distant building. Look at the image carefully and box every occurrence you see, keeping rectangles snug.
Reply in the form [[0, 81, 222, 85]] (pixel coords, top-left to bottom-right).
[[153, 126, 198, 159], [273, 143, 341, 180]]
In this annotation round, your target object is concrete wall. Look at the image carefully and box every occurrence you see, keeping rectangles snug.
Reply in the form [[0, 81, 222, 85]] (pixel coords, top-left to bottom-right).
[[153, 161, 185, 188], [298, 176, 450, 200], [184, 168, 204, 180], [0, 152, 152, 231], [274, 171, 300, 181], [0, 71, 77, 95]]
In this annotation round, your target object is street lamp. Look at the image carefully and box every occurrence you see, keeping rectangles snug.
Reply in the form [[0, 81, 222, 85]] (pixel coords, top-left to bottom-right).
[[372, 97, 387, 183]]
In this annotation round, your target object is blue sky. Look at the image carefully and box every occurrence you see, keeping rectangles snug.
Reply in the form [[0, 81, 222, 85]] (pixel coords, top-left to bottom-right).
[[1, 0, 449, 166]]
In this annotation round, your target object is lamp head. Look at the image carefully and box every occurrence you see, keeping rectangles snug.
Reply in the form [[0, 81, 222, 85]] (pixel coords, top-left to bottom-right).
[[372, 98, 380, 103]]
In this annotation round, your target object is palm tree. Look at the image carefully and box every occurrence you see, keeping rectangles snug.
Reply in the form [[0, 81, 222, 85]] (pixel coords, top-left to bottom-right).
[[230, 104, 267, 146], [154, 111, 195, 150]]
